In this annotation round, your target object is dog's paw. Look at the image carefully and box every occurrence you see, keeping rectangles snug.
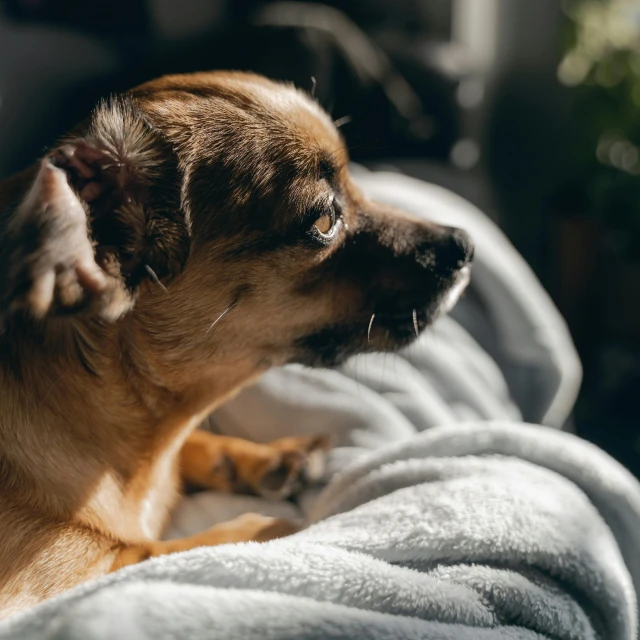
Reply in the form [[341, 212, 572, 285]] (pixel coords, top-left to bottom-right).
[[1, 160, 108, 319], [254, 434, 334, 500]]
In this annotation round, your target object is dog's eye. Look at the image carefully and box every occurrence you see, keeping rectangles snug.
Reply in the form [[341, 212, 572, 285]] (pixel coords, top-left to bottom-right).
[[314, 212, 334, 235], [312, 200, 339, 239]]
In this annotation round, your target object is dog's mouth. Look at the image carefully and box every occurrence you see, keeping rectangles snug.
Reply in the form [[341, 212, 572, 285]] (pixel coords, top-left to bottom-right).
[[294, 265, 472, 368], [374, 265, 471, 341]]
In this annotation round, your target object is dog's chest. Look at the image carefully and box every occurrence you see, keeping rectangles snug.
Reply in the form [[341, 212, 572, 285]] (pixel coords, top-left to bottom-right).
[[134, 418, 200, 540], [137, 444, 182, 539], [79, 421, 196, 542]]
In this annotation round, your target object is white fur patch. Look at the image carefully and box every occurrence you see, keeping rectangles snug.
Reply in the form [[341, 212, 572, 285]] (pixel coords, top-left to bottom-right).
[[440, 265, 471, 315]]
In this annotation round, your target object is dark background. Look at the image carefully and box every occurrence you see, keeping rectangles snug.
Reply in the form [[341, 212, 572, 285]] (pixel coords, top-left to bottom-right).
[[1, 0, 638, 473]]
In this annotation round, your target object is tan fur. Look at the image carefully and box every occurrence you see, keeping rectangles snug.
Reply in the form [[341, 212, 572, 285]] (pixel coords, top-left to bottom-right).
[[0, 71, 473, 617]]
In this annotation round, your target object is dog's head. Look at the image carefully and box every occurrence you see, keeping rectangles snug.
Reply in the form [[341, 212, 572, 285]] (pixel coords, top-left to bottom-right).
[[1, 72, 472, 387]]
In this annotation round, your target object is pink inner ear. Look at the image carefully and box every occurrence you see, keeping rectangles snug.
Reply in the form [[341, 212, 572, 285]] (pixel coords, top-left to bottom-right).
[[56, 144, 97, 179], [50, 142, 126, 206], [2, 159, 108, 318]]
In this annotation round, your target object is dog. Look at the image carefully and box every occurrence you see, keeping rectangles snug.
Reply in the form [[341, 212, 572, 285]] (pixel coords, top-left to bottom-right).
[[0, 70, 473, 617]]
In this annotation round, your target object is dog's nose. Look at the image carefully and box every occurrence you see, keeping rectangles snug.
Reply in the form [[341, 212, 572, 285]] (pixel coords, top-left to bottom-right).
[[432, 226, 473, 274], [448, 227, 474, 266]]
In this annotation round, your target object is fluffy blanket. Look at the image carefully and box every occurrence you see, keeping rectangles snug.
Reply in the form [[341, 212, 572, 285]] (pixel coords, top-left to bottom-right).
[[1, 170, 637, 640]]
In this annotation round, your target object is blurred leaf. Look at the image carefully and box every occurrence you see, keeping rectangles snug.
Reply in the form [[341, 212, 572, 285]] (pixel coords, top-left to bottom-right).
[[559, 0, 640, 262]]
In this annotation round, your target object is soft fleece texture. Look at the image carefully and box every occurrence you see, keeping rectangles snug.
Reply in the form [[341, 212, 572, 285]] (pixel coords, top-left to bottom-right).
[[1, 170, 637, 640]]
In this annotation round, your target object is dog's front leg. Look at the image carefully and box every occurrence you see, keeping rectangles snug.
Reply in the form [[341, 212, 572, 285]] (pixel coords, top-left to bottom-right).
[[110, 513, 299, 571], [180, 430, 332, 499]]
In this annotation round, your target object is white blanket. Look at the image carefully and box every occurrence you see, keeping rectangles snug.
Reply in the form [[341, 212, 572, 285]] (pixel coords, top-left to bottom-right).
[[2, 423, 638, 639], [2, 171, 637, 640]]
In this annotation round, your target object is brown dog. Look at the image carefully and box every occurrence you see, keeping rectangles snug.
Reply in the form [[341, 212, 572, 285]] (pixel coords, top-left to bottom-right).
[[0, 71, 473, 617]]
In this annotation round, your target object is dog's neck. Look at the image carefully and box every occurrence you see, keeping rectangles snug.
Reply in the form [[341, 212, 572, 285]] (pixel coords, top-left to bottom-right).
[[0, 307, 258, 535]]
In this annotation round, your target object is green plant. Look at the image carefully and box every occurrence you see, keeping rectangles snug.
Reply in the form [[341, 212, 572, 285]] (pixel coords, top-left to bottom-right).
[[559, 0, 640, 261]]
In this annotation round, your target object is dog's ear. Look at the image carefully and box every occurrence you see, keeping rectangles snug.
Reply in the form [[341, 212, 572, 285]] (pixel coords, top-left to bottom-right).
[[0, 96, 190, 322]]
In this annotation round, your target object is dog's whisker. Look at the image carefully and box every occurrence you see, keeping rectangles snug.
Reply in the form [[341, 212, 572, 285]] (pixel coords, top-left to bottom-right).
[[310, 76, 317, 98], [367, 313, 376, 343], [144, 265, 167, 293], [412, 309, 419, 339], [207, 301, 236, 334], [334, 115, 352, 128]]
